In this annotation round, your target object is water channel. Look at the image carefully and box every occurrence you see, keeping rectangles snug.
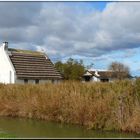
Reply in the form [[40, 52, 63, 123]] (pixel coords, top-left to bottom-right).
[[0, 117, 139, 138]]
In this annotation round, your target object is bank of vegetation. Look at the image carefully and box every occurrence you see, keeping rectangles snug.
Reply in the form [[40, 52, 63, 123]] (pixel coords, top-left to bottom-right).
[[0, 80, 139, 134], [0, 133, 16, 138]]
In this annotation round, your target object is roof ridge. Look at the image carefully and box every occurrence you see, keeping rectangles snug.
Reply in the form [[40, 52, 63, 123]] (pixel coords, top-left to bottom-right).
[[8, 48, 44, 56]]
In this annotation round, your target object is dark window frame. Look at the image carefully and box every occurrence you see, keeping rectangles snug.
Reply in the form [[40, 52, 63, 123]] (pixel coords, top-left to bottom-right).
[[100, 78, 109, 82], [35, 79, 39, 84], [24, 79, 28, 84]]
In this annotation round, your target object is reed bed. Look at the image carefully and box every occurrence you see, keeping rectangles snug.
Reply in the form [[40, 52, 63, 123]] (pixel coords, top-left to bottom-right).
[[0, 80, 139, 134]]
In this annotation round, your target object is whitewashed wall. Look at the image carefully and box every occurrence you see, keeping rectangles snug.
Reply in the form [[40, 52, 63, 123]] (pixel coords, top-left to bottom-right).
[[38, 79, 60, 84], [16, 79, 60, 84], [15, 79, 36, 84], [0, 43, 15, 84], [108, 78, 115, 82], [91, 76, 100, 82]]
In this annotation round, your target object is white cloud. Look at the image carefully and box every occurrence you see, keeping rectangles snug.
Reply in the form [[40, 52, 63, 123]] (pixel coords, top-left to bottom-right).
[[0, 2, 140, 66], [37, 2, 140, 59]]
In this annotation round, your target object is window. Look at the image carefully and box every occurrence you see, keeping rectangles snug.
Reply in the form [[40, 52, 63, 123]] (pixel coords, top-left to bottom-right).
[[84, 76, 91, 82], [100, 79, 109, 82], [24, 79, 28, 84], [9, 71, 12, 83], [35, 79, 39, 84]]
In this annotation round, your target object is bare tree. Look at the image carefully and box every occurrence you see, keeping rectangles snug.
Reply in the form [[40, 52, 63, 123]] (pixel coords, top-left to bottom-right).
[[108, 61, 131, 80]]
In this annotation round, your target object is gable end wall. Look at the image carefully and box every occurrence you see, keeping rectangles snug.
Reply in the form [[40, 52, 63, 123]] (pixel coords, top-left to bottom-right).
[[0, 47, 15, 84]]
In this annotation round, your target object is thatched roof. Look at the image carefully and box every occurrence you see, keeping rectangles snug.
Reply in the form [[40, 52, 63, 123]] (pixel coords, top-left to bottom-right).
[[89, 71, 115, 79], [83, 70, 129, 79], [8, 48, 62, 80]]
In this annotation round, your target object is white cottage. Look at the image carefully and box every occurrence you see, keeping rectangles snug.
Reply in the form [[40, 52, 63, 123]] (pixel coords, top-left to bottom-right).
[[82, 70, 118, 82], [0, 42, 62, 84]]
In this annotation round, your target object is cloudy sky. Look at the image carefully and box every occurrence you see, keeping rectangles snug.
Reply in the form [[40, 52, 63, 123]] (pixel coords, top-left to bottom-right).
[[0, 2, 140, 76]]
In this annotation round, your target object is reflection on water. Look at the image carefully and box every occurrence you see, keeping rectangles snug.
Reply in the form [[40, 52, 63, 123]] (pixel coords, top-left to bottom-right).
[[0, 117, 139, 138]]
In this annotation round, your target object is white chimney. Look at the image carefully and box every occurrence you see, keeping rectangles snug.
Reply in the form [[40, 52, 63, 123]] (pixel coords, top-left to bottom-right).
[[2, 42, 8, 51], [95, 70, 100, 77]]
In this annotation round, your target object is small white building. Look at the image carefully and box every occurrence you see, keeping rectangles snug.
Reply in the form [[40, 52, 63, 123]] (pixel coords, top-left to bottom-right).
[[82, 69, 118, 82], [0, 42, 62, 84]]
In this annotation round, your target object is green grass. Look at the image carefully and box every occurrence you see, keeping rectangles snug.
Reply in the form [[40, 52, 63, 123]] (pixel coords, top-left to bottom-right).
[[0, 133, 16, 138]]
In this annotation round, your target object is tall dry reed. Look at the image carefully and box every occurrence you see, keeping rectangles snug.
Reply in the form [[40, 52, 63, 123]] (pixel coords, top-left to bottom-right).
[[0, 80, 139, 134]]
